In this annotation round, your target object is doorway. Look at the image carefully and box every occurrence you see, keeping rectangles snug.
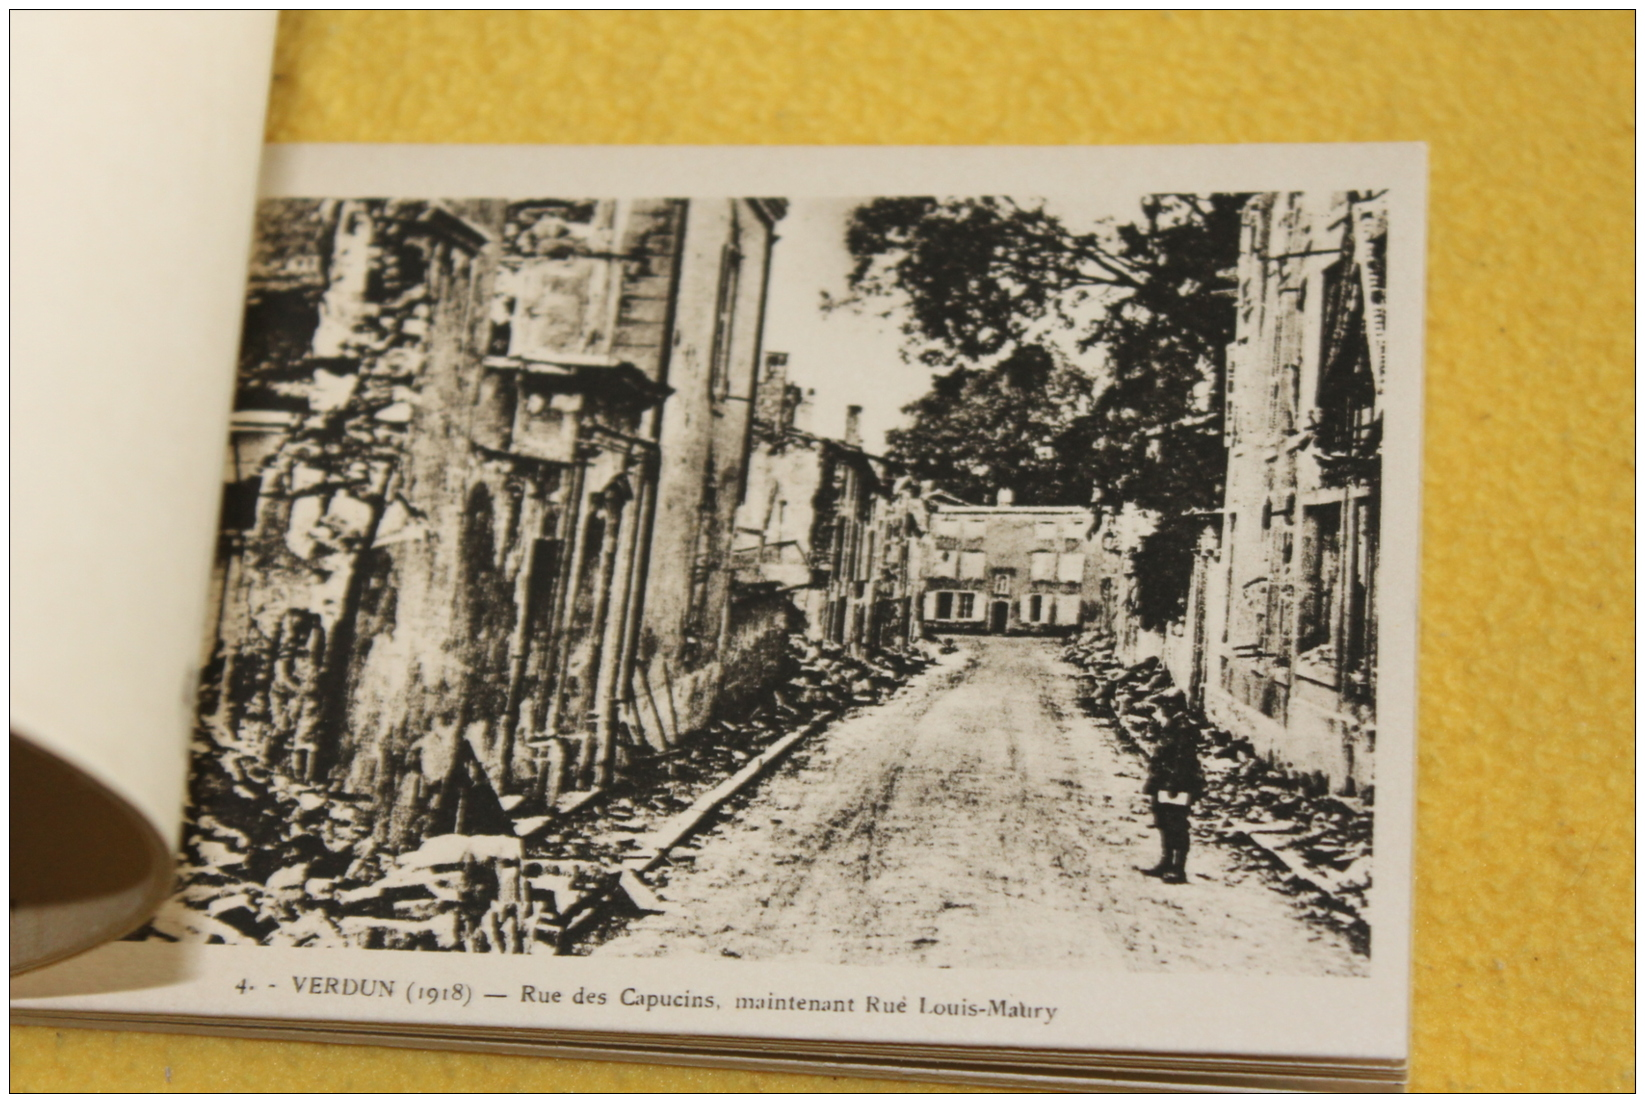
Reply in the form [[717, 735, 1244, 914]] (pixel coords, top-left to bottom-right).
[[989, 599, 1009, 633]]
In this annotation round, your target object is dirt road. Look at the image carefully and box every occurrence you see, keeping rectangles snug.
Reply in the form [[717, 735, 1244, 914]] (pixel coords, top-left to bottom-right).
[[596, 637, 1366, 975]]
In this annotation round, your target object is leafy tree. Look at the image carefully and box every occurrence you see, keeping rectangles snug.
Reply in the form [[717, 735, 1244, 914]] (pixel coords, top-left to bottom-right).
[[839, 197, 1148, 368], [885, 345, 1090, 505], [839, 193, 1246, 624], [1066, 194, 1246, 515]]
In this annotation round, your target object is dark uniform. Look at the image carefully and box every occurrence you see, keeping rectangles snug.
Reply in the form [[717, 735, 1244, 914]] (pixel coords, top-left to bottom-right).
[[1141, 709, 1205, 884]]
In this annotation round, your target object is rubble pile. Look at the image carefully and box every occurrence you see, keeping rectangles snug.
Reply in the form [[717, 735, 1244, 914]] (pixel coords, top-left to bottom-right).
[[135, 736, 402, 948], [775, 636, 931, 714], [1062, 633, 1372, 946], [1196, 757, 1373, 945], [143, 636, 932, 953]]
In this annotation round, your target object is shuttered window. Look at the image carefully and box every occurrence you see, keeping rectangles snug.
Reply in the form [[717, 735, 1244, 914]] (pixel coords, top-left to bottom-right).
[[1057, 552, 1085, 583]]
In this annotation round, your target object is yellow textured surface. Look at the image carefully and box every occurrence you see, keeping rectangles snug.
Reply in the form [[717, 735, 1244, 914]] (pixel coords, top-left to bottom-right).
[[12, 12, 1633, 1093]]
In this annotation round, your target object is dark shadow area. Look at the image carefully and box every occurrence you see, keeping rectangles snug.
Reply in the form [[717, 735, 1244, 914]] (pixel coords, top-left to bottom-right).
[[10, 733, 173, 976]]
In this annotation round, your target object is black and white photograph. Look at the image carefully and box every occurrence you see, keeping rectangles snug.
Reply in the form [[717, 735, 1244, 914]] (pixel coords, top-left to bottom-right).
[[139, 184, 1388, 978]]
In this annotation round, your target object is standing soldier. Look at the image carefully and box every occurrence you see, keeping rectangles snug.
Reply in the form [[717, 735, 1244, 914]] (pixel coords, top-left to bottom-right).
[[1138, 689, 1205, 884]]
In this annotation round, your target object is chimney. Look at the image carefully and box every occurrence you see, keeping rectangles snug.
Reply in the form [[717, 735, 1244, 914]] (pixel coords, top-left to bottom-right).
[[754, 352, 790, 433], [844, 405, 863, 448], [791, 388, 814, 433], [996, 486, 1015, 506]]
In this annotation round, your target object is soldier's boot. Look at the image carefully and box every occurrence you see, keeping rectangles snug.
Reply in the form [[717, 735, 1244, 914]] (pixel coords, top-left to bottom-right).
[[1137, 836, 1173, 877], [1162, 844, 1189, 884]]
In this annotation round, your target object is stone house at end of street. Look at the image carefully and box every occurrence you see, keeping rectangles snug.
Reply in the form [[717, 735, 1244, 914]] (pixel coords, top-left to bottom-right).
[[920, 496, 1101, 636]]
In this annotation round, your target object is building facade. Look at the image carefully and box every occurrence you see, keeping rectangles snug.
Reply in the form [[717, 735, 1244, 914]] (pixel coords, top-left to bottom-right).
[[919, 498, 1100, 636], [626, 198, 785, 752], [209, 196, 781, 847], [1199, 190, 1386, 794], [1079, 191, 1385, 795]]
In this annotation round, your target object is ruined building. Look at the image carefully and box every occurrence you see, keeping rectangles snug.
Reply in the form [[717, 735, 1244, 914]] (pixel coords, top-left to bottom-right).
[[210, 196, 782, 846], [1079, 191, 1385, 795], [734, 353, 926, 654], [622, 199, 786, 751], [1201, 191, 1387, 793], [1118, 194, 1388, 792], [1085, 499, 1221, 701]]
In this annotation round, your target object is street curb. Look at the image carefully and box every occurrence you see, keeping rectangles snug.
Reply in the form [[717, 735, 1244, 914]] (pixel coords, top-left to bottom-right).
[[548, 712, 854, 952], [624, 712, 834, 876]]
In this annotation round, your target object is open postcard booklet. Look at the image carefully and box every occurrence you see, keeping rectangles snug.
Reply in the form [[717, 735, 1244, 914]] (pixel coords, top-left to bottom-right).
[[13, 134, 1425, 1092]]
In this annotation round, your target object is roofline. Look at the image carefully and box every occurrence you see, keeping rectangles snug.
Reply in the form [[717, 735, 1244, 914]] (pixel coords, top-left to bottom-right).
[[932, 505, 1093, 515]]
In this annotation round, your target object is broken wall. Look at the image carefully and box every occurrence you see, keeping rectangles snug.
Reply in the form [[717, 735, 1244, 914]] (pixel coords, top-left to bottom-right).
[[212, 199, 517, 848], [210, 197, 698, 848], [715, 586, 802, 722]]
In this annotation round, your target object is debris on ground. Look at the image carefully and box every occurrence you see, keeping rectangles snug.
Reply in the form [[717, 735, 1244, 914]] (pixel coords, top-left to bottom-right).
[[133, 636, 933, 952], [1062, 632, 1373, 950]]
